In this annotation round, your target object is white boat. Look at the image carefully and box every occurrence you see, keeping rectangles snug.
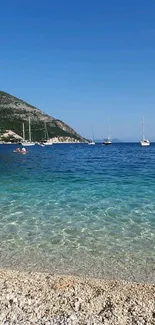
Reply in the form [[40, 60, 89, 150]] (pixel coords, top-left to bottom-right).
[[103, 117, 112, 145], [22, 117, 35, 146], [140, 139, 150, 146], [38, 143, 45, 147], [103, 137, 112, 145], [88, 125, 95, 145], [44, 142, 53, 146], [43, 122, 53, 145], [140, 117, 150, 146]]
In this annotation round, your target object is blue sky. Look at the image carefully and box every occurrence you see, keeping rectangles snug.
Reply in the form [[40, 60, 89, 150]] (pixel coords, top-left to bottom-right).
[[0, 0, 155, 140]]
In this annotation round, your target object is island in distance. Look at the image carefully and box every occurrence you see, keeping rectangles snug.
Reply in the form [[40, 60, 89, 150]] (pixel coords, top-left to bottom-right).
[[95, 138, 121, 143]]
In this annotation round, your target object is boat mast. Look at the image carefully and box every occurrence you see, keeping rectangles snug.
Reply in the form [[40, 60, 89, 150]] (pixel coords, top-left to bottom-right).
[[22, 123, 25, 141], [142, 116, 145, 141], [44, 121, 49, 141], [29, 116, 31, 142], [92, 125, 94, 142], [108, 116, 111, 141]]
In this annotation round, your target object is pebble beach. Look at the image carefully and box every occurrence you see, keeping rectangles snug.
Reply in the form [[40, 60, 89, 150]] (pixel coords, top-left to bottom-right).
[[0, 269, 155, 325]]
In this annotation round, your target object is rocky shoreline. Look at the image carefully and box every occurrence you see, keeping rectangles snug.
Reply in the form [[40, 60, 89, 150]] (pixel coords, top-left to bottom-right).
[[0, 269, 155, 324], [0, 134, 88, 144], [48, 136, 87, 143]]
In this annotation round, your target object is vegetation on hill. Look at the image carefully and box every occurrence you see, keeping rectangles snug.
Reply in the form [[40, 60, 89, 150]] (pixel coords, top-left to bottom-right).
[[0, 90, 87, 142]]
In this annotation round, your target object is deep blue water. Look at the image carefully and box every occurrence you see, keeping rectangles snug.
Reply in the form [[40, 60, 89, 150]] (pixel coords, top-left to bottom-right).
[[0, 143, 155, 282]]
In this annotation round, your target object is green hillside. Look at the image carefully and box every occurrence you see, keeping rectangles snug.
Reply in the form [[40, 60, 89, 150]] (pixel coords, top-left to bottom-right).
[[0, 90, 86, 142]]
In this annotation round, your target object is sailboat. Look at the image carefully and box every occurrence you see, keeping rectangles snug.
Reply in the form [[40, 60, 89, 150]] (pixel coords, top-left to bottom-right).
[[88, 125, 95, 145], [140, 117, 150, 146], [22, 117, 35, 146], [103, 117, 112, 145], [43, 122, 53, 145]]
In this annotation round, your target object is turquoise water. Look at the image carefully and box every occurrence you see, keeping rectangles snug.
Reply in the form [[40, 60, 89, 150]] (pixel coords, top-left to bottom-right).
[[0, 143, 155, 282]]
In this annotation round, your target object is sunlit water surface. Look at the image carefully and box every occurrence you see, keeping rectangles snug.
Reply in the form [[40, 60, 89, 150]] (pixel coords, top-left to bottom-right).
[[0, 143, 155, 283]]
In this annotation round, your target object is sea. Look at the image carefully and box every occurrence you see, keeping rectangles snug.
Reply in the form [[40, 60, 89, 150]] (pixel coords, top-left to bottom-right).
[[0, 143, 155, 283]]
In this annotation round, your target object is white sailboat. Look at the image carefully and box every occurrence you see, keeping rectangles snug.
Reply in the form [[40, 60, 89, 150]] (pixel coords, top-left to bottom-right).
[[103, 116, 112, 145], [88, 125, 95, 145], [43, 121, 53, 145], [140, 117, 150, 146], [22, 117, 35, 146]]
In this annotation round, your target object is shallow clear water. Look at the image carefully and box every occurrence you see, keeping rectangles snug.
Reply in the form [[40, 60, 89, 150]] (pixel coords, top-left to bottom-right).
[[0, 143, 155, 282]]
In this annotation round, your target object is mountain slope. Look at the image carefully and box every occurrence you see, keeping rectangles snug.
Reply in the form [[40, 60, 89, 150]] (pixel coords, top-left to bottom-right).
[[0, 90, 86, 142]]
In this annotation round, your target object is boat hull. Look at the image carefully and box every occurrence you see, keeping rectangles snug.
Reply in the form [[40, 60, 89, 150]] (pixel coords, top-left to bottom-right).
[[38, 144, 45, 147], [103, 141, 112, 145], [43, 142, 53, 146], [140, 140, 150, 146], [22, 142, 35, 146]]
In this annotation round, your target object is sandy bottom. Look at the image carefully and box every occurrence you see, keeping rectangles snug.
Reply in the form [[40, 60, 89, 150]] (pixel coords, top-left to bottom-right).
[[0, 269, 155, 325]]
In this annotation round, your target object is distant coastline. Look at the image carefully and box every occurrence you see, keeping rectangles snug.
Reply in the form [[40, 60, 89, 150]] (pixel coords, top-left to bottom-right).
[[0, 134, 88, 144], [94, 138, 121, 143]]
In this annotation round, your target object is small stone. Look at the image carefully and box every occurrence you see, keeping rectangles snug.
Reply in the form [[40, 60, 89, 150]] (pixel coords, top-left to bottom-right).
[[69, 313, 77, 321], [9, 299, 13, 306], [74, 301, 81, 312]]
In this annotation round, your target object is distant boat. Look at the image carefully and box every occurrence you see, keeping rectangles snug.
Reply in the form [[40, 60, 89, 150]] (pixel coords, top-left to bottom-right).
[[103, 117, 112, 145], [38, 142, 45, 147], [22, 117, 35, 146], [43, 121, 53, 145], [140, 117, 150, 146], [89, 125, 95, 145]]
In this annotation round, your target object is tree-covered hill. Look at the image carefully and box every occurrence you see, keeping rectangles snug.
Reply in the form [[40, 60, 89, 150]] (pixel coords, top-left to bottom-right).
[[0, 90, 87, 142]]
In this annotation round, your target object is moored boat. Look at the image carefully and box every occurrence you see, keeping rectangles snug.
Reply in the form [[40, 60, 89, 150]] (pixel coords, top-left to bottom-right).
[[139, 117, 150, 146], [22, 117, 35, 146]]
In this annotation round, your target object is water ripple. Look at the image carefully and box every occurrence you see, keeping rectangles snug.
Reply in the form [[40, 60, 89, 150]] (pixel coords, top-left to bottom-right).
[[0, 143, 155, 282]]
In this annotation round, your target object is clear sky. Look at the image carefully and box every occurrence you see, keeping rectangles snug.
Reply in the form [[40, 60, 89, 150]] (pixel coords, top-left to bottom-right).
[[0, 0, 155, 141]]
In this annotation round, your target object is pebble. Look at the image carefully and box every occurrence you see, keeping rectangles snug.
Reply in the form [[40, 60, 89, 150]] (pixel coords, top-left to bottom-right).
[[0, 269, 155, 325], [74, 301, 81, 312]]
